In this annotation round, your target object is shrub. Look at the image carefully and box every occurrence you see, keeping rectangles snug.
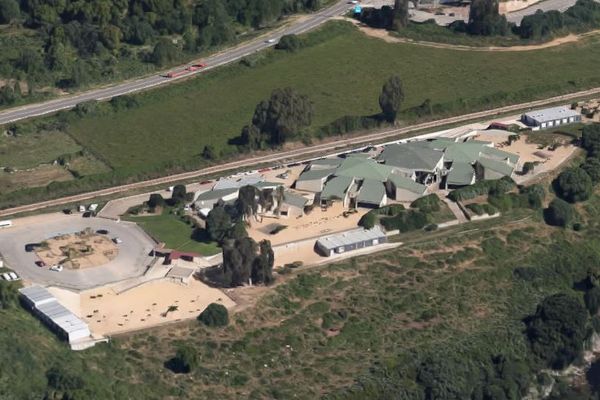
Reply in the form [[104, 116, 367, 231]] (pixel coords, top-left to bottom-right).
[[522, 161, 535, 175], [381, 210, 428, 232], [410, 194, 441, 213], [276, 34, 303, 52], [358, 211, 377, 229], [581, 157, 600, 184], [585, 287, 600, 315], [198, 303, 229, 327], [448, 177, 515, 201], [554, 167, 593, 203], [466, 203, 484, 216], [520, 184, 546, 209], [544, 198, 575, 227]]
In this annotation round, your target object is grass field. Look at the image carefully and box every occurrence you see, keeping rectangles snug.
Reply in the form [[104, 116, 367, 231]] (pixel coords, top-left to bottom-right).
[[62, 22, 600, 174], [0, 130, 82, 169], [125, 210, 219, 256]]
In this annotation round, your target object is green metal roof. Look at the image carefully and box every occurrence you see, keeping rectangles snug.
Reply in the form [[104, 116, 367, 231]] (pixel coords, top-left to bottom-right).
[[310, 158, 343, 168], [387, 174, 427, 195], [253, 181, 282, 189], [442, 141, 492, 164], [481, 146, 520, 165], [357, 179, 386, 205], [283, 191, 308, 208], [297, 168, 336, 182], [378, 143, 444, 171], [195, 188, 238, 202], [321, 176, 353, 200], [335, 157, 394, 182], [477, 157, 515, 176], [447, 162, 475, 186]]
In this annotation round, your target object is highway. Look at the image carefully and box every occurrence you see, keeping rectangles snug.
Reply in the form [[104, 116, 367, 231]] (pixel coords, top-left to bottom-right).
[[1, 86, 600, 218], [0, 0, 353, 126]]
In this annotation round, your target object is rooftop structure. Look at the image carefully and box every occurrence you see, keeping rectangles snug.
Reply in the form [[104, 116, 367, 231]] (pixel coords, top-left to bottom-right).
[[320, 176, 354, 203], [335, 157, 394, 182], [20, 286, 92, 346], [447, 162, 476, 187], [521, 106, 581, 129], [378, 142, 444, 173], [316, 226, 387, 257], [356, 179, 387, 208]]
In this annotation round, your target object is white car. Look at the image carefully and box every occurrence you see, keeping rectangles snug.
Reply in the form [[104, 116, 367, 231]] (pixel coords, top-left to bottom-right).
[[2, 273, 11, 281], [112, 238, 123, 244], [50, 265, 63, 272], [9, 272, 19, 281], [265, 38, 276, 44]]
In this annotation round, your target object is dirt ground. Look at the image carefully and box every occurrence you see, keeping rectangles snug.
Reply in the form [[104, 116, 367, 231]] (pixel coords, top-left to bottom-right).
[[35, 230, 118, 269], [343, 17, 600, 52], [473, 130, 578, 183], [246, 202, 368, 246], [0, 164, 72, 192], [78, 278, 235, 336]]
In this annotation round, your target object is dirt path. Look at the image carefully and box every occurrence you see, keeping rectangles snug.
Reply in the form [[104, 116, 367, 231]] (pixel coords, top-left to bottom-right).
[[345, 18, 600, 52]]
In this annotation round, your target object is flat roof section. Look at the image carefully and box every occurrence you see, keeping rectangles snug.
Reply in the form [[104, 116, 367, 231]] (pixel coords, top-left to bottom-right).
[[317, 226, 386, 252], [522, 106, 580, 123]]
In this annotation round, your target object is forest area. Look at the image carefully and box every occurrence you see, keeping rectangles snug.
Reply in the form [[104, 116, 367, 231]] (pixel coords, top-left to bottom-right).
[[0, 0, 324, 105]]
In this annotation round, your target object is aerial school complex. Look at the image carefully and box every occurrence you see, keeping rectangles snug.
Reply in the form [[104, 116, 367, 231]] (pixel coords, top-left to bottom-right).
[[0, 105, 584, 349]]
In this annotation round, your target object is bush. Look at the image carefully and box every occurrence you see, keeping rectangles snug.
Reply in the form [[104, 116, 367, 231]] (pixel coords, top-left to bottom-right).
[[585, 286, 600, 315], [522, 161, 535, 175], [554, 167, 593, 203], [276, 34, 303, 52], [544, 198, 575, 227], [198, 303, 229, 327], [466, 203, 484, 216], [410, 194, 441, 213], [168, 345, 197, 373], [448, 177, 515, 201], [358, 211, 377, 229], [381, 210, 428, 232], [520, 184, 546, 209], [581, 157, 600, 184]]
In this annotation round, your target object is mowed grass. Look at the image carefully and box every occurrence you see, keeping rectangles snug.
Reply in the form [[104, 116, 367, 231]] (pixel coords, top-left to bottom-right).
[[0, 130, 82, 169], [126, 210, 219, 255], [66, 22, 600, 173]]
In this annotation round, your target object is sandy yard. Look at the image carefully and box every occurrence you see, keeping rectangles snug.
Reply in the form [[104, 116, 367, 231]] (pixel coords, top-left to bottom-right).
[[473, 130, 578, 180], [78, 278, 235, 336], [246, 202, 368, 246], [35, 230, 118, 269]]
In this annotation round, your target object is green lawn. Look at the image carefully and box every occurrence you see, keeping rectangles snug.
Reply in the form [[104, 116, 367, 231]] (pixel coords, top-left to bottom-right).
[[126, 210, 220, 256], [65, 21, 600, 174]]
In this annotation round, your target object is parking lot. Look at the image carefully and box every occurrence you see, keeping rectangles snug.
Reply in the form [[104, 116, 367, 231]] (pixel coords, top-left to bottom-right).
[[0, 213, 156, 290]]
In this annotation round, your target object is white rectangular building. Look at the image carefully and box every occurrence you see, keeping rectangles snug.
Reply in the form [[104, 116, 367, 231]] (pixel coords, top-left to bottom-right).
[[521, 106, 581, 130], [316, 226, 387, 257], [19, 286, 91, 345]]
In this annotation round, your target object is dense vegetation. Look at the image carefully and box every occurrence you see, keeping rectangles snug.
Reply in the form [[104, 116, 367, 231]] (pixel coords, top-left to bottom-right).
[[2, 21, 600, 210], [0, 0, 324, 103]]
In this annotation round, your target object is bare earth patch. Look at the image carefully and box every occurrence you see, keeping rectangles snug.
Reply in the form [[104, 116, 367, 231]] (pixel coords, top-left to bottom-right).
[[35, 229, 118, 269]]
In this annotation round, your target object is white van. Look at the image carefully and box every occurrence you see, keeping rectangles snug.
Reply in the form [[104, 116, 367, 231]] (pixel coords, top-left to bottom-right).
[[0, 220, 12, 229]]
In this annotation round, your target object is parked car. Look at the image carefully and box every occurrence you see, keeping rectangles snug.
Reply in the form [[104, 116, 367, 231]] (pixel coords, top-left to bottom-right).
[[50, 265, 63, 272], [112, 238, 123, 244], [2, 273, 11, 281], [62, 208, 72, 215], [9, 272, 19, 280], [96, 229, 109, 235], [35, 260, 46, 268], [265, 38, 276, 44], [82, 211, 96, 218], [25, 243, 41, 252]]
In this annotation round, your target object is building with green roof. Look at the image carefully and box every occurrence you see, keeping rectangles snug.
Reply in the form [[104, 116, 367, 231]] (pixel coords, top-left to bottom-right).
[[321, 176, 355, 208], [335, 157, 395, 182], [378, 142, 444, 184], [386, 173, 428, 202], [446, 162, 476, 187], [356, 179, 387, 208], [295, 168, 336, 192]]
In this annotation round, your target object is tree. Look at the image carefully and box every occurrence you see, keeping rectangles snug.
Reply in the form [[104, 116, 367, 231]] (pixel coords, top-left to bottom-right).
[[582, 124, 600, 157], [545, 198, 575, 227], [202, 145, 217, 160], [0, 0, 19, 24], [526, 293, 588, 369], [0, 84, 15, 105], [392, 0, 409, 30], [276, 34, 302, 52], [522, 161, 535, 175], [467, 0, 509, 36], [222, 236, 257, 286], [379, 75, 404, 122], [151, 39, 180, 67], [554, 167, 592, 203], [581, 157, 600, 184], [0, 281, 18, 309], [585, 286, 600, 315], [206, 206, 232, 242], [252, 240, 274, 285], [241, 88, 313, 148], [198, 303, 229, 327], [171, 184, 187, 205], [236, 185, 260, 221], [358, 212, 376, 229], [169, 345, 197, 373], [147, 193, 166, 210]]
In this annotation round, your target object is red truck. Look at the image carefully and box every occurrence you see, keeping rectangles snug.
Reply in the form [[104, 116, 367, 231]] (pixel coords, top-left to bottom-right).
[[186, 63, 207, 71], [162, 70, 188, 78]]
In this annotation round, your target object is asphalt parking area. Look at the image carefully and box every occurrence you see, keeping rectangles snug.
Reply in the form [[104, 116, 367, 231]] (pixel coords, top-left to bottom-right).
[[0, 213, 156, 290]]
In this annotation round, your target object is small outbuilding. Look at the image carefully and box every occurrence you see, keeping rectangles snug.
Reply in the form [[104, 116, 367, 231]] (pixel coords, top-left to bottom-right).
[[316, 226, 387, 257], [521, 106, 581, 130]]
